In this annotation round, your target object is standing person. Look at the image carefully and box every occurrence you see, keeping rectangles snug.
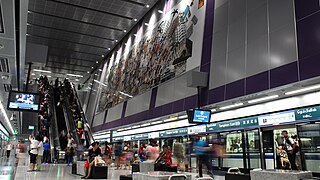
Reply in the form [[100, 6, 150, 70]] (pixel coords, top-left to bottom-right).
[[139, 144, 146, 162], [173, 142, 185, 171], [103, 141, 112, 166], [35, 136, 44, 171], [28, 135, 39, 172], [133, 144, 139, 162], [194, 136, 214, 178], [114, 142, 123, 170], [146, 140, 159, 161], [155, 144, 172, 166], [43, 140, 50, 164], [6, 142, 12, 158], [281, 130, 297, 170]]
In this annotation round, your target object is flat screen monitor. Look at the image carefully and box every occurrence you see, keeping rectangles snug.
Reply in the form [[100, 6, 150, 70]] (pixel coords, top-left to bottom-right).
[[187, 109, 211, 124], [7, 91, 39, 112]]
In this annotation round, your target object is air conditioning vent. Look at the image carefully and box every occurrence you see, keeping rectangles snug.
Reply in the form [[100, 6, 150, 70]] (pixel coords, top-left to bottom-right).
[[3, 84, 11, 92], [0, 58, 9, 73]]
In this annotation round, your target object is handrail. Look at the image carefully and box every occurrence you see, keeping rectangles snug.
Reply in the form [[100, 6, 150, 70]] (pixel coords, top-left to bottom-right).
[[71, 84, 95, 144], [49, 85, 61, 150]]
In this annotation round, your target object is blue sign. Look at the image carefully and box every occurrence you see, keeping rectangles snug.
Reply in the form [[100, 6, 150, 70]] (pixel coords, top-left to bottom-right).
[[193, 110, 211, 123]]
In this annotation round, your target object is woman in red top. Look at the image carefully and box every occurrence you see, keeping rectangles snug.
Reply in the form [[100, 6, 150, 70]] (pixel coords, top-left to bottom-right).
[[155, 145, 172, 165]]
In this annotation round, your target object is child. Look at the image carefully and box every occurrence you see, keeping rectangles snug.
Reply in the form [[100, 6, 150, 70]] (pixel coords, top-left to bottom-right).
[[277, 146, 291, 169]]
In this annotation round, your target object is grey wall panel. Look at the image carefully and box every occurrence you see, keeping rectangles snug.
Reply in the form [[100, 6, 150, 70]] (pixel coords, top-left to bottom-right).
[[269, 0, 295, 33], [106, 102, 123, 122], [156, 74, 198, 107], [269, 23, 297, 69], [228, 0, 246, 24], [213, 2, 228, 33], [125, 90, 151, 117], [226, 46, 246, 83], [247, 0, 267, 13], [228, 17, 246, 52], [92, 111, 105, 127], [210, 53, 227, 88], [246, 35, 269, 76], [247, 4, 268, 44]]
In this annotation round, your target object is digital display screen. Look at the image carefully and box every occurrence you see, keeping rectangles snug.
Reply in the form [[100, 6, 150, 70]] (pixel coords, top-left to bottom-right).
[[7, 91, 39, 112], [189, 109, 211, 124], [28, 126, 34, 130]]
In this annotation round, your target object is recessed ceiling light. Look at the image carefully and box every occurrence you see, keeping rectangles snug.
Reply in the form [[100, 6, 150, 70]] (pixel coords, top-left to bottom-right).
[[123, 30, 127, 33], [158, 10, 163, 14], [33, 69, 51, 73], [87, 71, 90, 74], [133, 18, 137, 22], [75, 79, 79, 82], [47, 75, 52, 78], [95, 74, 98, 76], [108, 48, 111, 50], [146, 4, 150, 8], [285, 84, 320, 95], [219, 103, 244, 110], [145, 23, 149, 26], [31, 73, 35, 76], [115, 40, 118, 42], [101, 55, 105, 58], [66, 74, 83, 78], [91, 67, 94, 69], [248, 95, 279, 104], [99, 69, 102, 72], [96, 61, 99, 64]]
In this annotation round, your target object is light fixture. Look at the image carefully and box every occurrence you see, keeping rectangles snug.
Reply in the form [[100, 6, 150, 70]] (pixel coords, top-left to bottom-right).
[[115, 40, 118, 42], [47, 75, 52, 78], [285, 84, 320, 95], [211, 109, 217, 112], [164, 117, 178, 122], [151, 121, 162, 125], [123, 30, 127, 33], [219, 103, 244, 110], [158, 10, 163, 14], [99, 69, 102, 72], [96, 61, 99, 64], [119, 91, 133, 98], [91, 67, 94, 69], [0, 101, 14, 134], [75, 79, 79, 82], [87, 71, 90, 74], [94, 74, 98, 76], [94, 79, 107, 87], [140, 123, 151, 127], [101, 55, 105, 58], [146, 4, 150, 8], [33, 69, 51, 73], [248, 95, 279, 104], [144, 23, 149, 26], [134, 34, 137, 37], [179, 115, 188, 119], [133, 18, 137, 21], [67, 74, 83, 78], [108, 48, 111, 50], [31, 73, 35, 76]]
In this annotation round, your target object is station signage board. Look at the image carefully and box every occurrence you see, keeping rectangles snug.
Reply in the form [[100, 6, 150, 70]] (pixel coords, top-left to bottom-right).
[[132, 133, 149, 140], [294, 105, 320, 121], [258, 110, 295, 126], [112, 137, 124, 142], [160, 127, 188, 138], [188, 125, 207, 134], [148, 132, 160, 139], [207, 116, 259, 132]]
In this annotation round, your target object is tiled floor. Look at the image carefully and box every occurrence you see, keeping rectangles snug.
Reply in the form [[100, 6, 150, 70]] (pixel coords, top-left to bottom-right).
[[11, 154, 225, 180]]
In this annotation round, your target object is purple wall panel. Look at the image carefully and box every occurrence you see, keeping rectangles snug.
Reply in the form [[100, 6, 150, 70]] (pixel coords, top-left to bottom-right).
[[299, 52, 320, 80], [161, 103, 173, 115], [246, 71, 269, 95], [294, 0, 319, 21], [270, 62, 299, 88], [296, 11, 320, 59], [226, 79, 245, 100], [208, 85, 225, 104], [184, 95, 198, 109], [172, 99, 185, 113]]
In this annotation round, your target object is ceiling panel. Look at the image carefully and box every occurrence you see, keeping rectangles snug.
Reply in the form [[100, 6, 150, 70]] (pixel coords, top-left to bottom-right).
[[26, 0, 159, 80]]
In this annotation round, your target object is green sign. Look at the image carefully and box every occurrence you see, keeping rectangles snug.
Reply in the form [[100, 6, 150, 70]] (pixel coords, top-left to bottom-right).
[[207, 116, 259, 132], [14, 129, 18, 135], [160, 128, 188, 138], [295, 105, 320, 121], [112, 137, 123, 142]]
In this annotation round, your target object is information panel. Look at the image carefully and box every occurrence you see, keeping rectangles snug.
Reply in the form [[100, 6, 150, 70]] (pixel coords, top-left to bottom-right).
[[193, 110, 211, 123], [295, 105, 320, 121], [207, 116, 259, 132], [160, 128, 188, 138], [258, 110, 295, 126]]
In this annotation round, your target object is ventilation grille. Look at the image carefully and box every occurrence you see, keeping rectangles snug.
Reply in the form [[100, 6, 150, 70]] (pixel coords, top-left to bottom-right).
[[3, 84, 11, 92], [0, 58, 9, 73]]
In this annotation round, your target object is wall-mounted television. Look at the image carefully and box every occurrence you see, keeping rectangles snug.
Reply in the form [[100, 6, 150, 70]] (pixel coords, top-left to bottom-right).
[[7, 91, 40, 112], [187, 109, 211, 124]]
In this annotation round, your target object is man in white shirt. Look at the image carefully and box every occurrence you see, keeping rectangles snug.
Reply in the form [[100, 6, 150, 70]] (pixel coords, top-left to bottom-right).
[[28, 135, 39, 172], [281, 130, 297, 170], [6, 142, 12, 158], [35, 137, 44, 171]]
